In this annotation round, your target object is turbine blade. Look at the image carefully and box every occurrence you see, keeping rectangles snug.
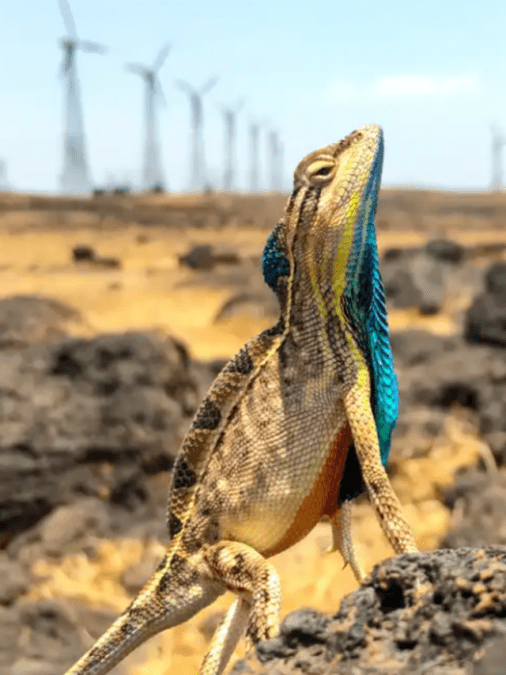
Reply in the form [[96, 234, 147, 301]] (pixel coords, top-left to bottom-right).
[[125, 63, 148, 77], [175, 79, 193, 95], [200, 76, 218, 96], [59, 0, 77, 37], [153, 42, 172, 71], [80, 40, 107, 54]]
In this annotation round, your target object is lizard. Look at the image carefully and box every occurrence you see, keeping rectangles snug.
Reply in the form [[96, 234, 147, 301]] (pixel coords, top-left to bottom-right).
[[62, 123, 418, 675]]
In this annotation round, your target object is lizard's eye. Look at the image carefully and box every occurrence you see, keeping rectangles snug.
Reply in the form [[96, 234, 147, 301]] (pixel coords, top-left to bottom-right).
[[308, 160, 335, 183]]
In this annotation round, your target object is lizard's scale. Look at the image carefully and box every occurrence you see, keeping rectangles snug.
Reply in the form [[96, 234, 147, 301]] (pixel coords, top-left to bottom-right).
[[62, 124, 418, 675]]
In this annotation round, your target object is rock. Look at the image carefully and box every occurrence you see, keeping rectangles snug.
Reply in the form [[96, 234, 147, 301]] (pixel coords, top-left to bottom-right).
[[465, 292, 506, 346], [214, 292, 279, 321], [390, 330, 457, 366], [72, 246, 95, 262], [382, 247, 446, 314], [0, 559, 29, 605], [121, 545, 164, 594], [10, 659, 57, 675], [441, 468, 506, 548], [464, 261, 506, 346], [93, 256, 121, 269], [179, 244, 240, 271], [425, 238, 465, 263], [485, 261, 506, 295], [391, 330, 506, 464], [382, 240, 466, 314], [0, 331, 201, 541], [38, 499, 110, 553], [0, 295, 81, 348], [233, 547, 506, 675], [473, 634, 506, 675]]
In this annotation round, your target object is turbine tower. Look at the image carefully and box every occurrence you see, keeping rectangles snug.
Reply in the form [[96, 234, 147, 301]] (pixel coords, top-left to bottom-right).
[[0, 159, 9, 190], [220, 99, 243, 190], [58, 0, 106, 194], [268, 130, 283, 191], [249, 121, 261, 191], [491, 124, 506, 191], [176, 77, 218, 191], [126, 43, 171, 191]]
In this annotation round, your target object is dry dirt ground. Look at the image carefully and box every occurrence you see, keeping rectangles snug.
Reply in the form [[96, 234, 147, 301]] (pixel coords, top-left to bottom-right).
[[2, 189, 506, 675]]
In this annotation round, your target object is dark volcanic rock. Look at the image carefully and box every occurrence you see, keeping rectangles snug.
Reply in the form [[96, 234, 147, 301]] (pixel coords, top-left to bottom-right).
[[0, 331, 200, 542], [233, 547, 506, 675], [391, 330, 506, 464], [485, 261, 506, 295], [0, 600, 116, 675], [465, 262, 506, 346], [441, 468, 506, 548], [382, 241, 453, 314], [214, 291, 279, 321], [425, 238, 465, 263], [179, 244, 240, 271], [382, 239, 468, 314], [0, 295, 81, 348], [72, 245, 95, 262]]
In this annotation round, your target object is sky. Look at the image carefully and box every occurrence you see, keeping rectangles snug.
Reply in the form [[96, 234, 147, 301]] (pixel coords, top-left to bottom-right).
[[1, 0, 506, 193]]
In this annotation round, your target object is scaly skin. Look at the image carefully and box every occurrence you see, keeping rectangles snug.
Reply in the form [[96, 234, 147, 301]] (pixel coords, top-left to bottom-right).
[[62, 124, 418, 675]]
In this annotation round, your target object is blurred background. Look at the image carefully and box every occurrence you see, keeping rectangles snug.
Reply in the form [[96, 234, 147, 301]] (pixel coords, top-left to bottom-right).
[[2, 2, 506, 675]]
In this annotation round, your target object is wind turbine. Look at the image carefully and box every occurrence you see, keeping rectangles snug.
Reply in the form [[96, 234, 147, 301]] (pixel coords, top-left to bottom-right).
[[58, 0, 106, 194], [126, 43, 171, 191], [268, 129, 283, 191], [0, 159, 9, 190], [491, 124, 506, 191], [220, 99, 243, 190], [248, 118, 267, 191], [176, 77, 218, 191]]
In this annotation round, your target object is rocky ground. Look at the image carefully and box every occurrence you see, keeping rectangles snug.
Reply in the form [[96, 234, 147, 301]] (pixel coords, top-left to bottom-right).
[[2, 191, 506, 674]]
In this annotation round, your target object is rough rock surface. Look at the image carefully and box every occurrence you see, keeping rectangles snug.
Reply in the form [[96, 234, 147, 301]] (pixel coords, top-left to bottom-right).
[[466, 261, 506, 346], [178, 244, 240, 270], [0, 295, 81, 347], [232, 547, 506, 675], [382, 239, 467, 314], [442, 468, 506, 549], [0, 328, 204, 543], [391, 330, 506, 465]]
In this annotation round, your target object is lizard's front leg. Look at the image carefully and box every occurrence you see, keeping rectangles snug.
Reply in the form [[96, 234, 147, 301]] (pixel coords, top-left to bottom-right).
[[344, 378, 418, 556], [202, 541, 282, 674]]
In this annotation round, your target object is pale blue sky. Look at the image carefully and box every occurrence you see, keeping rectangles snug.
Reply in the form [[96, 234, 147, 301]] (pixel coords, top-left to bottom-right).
[[1, 0, 505, 192]]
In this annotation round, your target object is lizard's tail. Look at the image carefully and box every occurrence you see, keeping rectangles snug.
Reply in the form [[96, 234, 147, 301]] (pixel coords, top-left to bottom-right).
[[63, 549, 225, 675]]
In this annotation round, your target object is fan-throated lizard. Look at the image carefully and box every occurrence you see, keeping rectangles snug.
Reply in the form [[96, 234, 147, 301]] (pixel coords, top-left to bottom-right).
[[63, 124, 418, 675]]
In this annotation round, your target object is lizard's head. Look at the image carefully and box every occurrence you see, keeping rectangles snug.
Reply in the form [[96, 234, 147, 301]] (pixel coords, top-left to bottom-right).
[[262, 124, 384, 305]]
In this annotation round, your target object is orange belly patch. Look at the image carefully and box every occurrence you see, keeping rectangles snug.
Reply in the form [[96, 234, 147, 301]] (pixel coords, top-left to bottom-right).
[[261, 423, 353, 558]]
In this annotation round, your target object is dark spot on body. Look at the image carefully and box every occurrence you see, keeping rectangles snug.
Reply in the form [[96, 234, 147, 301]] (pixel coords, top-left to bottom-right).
[[193, 399, 222, 430], [172, 457, 197, 490], [86, 647, 102, 666], [263, 317, 284, 337], [168, 513, 182, 538], [120, 620, 135, 636], [157, 571, 172, 595], [278, 340, 289, 369], [155, 554, 168, 572], [256, 588, 270, 603], [170, 554, 186, 573], [225, 347, 254, 375], [125, 605, 152, 627]]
